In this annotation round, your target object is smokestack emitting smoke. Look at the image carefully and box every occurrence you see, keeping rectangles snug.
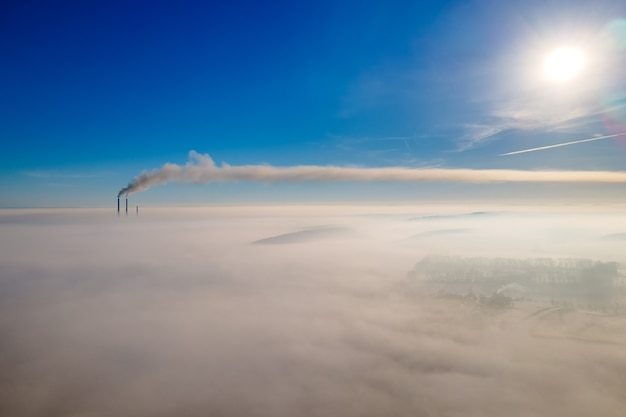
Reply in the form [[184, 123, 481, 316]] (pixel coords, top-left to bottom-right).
[[116, 151, 626, 196], [117, 197, 120, 214], [125, 198, 128, 215]]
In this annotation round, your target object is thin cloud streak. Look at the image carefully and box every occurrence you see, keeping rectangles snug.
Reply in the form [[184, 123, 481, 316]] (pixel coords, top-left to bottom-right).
[[22, 171, 104, 179], [499, 132, 626, 156], [118, 150, 626, 196]]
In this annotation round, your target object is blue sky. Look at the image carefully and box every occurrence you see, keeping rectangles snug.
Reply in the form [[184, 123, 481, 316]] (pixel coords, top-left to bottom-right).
[[1, 0, 626, 207]]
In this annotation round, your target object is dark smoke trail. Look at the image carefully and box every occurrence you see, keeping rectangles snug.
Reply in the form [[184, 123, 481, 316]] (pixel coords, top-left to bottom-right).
[[116, 150, 626, 196]]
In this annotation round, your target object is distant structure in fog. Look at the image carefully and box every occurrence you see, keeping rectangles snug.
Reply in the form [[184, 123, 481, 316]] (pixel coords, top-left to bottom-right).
[[408, 256, 625, 309], [116, 197, 139, 216]]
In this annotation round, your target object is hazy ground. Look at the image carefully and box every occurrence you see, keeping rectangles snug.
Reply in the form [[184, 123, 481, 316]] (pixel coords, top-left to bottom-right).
[[1, 203, 625, 416]]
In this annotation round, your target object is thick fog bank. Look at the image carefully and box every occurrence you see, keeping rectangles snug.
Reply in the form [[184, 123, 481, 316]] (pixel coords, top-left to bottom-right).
[[1, 205, 625, 416]]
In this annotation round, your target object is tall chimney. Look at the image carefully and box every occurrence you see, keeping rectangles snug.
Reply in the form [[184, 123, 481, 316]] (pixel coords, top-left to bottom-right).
[[117, 197, 120, 215], [125, 198, 128, 215]]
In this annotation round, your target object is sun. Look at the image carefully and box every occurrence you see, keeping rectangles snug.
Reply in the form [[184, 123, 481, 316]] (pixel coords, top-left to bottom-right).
[[542, 47, 585, 83]]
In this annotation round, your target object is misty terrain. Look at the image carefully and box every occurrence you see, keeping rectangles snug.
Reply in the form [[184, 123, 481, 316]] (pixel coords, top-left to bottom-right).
[[1, 204, 626, 416]]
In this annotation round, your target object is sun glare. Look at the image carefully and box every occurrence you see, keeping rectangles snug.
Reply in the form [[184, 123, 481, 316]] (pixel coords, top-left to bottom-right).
[[542, 47, 585, 83]]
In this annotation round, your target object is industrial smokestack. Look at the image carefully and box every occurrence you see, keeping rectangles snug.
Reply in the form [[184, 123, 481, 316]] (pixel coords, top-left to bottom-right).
[[125, 198, 128, 215], [117, 197, 120, 215]]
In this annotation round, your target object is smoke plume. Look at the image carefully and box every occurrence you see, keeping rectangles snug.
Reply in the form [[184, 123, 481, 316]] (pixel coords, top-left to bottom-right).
[[117, 150, 626, 196]]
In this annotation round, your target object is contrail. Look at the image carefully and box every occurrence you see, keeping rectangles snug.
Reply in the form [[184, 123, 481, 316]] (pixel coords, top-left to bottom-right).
[[499, 132, 626, 156], [117, 150, 626, 196]]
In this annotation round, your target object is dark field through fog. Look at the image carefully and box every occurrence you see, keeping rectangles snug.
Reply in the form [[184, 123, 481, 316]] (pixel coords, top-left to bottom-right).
[[1, 204, 626, 416]]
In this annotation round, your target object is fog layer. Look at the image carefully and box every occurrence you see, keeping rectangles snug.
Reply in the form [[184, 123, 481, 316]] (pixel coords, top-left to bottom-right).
[[1, 204, 625, 416]]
